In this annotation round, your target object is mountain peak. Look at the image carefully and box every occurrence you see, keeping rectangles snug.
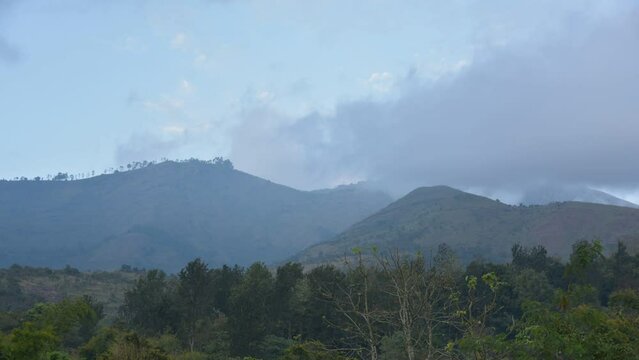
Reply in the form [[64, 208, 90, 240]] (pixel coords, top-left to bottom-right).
[[408, 185, 467, 198], [391, 185, 503, 211], [294, 186, 639, 267], [0, 162, 391, 271]]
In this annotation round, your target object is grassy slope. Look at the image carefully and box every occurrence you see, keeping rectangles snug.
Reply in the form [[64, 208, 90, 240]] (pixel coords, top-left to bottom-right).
[[294, 186, 639, 267]]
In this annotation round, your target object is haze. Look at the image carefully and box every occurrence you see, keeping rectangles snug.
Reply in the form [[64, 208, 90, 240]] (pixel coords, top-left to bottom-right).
[[1, 0, 638, 202]]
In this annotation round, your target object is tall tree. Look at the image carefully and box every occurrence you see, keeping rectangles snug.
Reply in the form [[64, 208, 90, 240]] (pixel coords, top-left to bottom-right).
[[210, 265, 244, 315], [177, 258, 215, 352], [304, 265, 348, 345], [273, 262, 304, 338], [120, 270, 177, 336], [228, 262, 274, 356], [374, 246, 460, 360], [323, 249, 386, 360]]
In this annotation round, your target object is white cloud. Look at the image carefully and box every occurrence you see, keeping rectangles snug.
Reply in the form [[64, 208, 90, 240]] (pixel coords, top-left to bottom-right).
[[143, 97, 185, 113], [230, 10, 639, 194], [419, 58, 471, 81], [256, 90, 275, 103], [170, 32, 188, 49], [180, 80, 194, 93], [162, 125, 187, 136], [194, 52, 208, 65], [115, 36, 145, 52], [366, 72, 395, 93], [141, 80, 195, 114]]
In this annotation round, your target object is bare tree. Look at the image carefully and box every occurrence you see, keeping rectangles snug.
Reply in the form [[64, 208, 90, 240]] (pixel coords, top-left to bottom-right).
[[321, 249, 385, 360], [374, 247, 460, 360]]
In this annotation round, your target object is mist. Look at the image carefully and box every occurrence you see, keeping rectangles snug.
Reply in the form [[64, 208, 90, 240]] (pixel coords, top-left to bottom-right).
[[230, 10, 639, 199]]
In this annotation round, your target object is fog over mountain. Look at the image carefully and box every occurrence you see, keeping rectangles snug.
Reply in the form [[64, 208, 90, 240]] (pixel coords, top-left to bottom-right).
[[3, 2, 639, 357], [2, 0, 639, 265], [230, 7, 639, 201], [520, 185, 639, 208], [2, 1, 638, 203]]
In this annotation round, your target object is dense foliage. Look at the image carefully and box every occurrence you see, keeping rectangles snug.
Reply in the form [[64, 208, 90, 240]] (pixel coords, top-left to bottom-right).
[[2, 240, 639, 359]]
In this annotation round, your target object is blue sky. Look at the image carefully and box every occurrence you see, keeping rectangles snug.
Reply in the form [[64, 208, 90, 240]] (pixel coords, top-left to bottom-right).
[[1, 0, 638, 201], [0, 0, 467, 173]]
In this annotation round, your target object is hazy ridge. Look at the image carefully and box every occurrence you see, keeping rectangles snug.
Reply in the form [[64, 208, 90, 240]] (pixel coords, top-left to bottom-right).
[[294, 186, 639, 266], [0, 160, 391, 271]]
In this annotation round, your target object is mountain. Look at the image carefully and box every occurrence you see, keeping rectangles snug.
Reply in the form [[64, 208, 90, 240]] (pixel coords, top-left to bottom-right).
[[520, 185, 638, 208], [293, 186, 639, 267], [0, 160, 392, 271]]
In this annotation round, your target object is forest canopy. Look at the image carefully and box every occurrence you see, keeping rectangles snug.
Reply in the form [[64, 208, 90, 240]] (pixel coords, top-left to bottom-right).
[[1, 240, 639, 359]]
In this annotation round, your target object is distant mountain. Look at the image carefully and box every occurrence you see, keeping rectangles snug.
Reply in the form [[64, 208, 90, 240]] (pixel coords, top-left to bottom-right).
[[293, 186, 639, 267], [521, 185, 638, 208], [0, 160, 392, 271]]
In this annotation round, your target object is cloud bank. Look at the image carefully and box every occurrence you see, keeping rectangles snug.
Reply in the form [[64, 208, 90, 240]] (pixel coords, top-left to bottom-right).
[[230, 10, 639, 195]]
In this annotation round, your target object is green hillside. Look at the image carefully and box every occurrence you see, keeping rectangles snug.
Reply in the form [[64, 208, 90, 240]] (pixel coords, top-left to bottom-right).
[[0, 265, 140, 322], [294, 186, 639, 266], [0, 160, 391, 271]]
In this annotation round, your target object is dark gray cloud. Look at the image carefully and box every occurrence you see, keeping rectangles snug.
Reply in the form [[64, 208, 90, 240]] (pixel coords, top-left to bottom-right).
[[230, 11, 639, 194]]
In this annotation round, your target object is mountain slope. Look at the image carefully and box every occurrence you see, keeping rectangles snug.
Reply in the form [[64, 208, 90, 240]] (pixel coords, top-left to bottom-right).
[[293, 186, 639, 266], [0, 160, 392, 271], [521, 185, 638, 208]]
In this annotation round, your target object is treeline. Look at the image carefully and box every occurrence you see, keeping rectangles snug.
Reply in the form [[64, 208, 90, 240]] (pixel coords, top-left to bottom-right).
[[2, 240, 639, 359], [0, 157, 233, 182]]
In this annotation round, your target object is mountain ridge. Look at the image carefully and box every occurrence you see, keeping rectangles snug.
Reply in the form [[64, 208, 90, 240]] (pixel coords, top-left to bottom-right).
[[519, 185, 638, 208], [293, 185, 639, 267], [0, 160, 392, 271]]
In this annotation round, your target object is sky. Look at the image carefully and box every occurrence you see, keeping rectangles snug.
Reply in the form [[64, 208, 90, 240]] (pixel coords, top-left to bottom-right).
[[1, 0, 638, 202]]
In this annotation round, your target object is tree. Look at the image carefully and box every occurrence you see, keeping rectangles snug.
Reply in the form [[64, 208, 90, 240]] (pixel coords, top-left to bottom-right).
[[562, 239, 608, 308], [5, 322, 58, 360], [282, 340, 354, 360], [565, 239, 604, 283], [79, 327, 119, 360], [105, 332, 168, 360], [513, 302, 639, 359], [177, 259, 215, 352], [120, 270, 177, 336], [26, 297, 103, 348], [303, 265, 348, 345], [374, 250, 431, 360], [52, 173, 68, 181], [228, 262, 274, 356], [273, 262, 304, 338], [512, 269, 553, 304], [609, 288, 639, 316], [609, 242, 639, 291], [511, 244, 549, 272], [453, 272, 505, 360], [323, 249, 386, 360], [511, 244, 565, 288], [210, 265, 244, 315]]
